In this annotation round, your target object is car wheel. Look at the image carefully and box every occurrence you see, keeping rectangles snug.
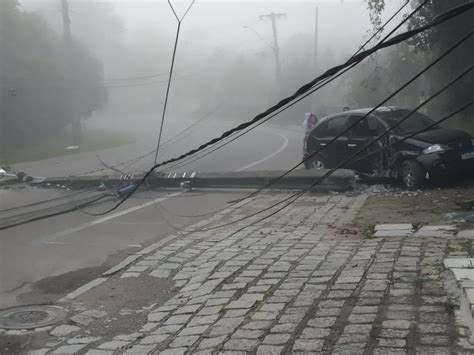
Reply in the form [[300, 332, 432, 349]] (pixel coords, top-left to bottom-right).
[[401, 160, 425, 190], [308, 157, 327, 170]]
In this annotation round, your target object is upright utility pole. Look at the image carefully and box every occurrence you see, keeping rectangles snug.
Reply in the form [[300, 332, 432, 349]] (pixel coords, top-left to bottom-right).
[[0, 4, 6, 166], [313, 6, 319, 71], [61, 0, 82, 145], [259, 12, 286, 82]]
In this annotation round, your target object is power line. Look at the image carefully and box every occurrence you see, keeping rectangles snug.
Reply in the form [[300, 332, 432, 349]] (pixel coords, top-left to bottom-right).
[[193, 63, 474, 235], [229, 29, 473, 204], [82, 1, 474, 216], [348, 100, 474, 167], [78, 105, 222, 177], [153, 0, 196, 166], [157, 0, 420, 173]]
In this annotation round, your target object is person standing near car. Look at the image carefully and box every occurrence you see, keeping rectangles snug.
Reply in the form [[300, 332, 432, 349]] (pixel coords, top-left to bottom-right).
[[303, 112, 318, 133], [303, 113, 318, 153]]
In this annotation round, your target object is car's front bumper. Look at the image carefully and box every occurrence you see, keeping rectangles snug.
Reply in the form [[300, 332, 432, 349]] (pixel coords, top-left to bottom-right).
[[417, 148, 474, 178]]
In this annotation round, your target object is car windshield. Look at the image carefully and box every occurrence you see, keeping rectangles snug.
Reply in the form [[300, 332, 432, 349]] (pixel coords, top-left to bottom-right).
[[376, 109, 437, 135]]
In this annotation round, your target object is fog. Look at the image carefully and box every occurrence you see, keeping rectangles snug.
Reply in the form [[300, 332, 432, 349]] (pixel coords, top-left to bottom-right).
[[5, 0, 413, 175]]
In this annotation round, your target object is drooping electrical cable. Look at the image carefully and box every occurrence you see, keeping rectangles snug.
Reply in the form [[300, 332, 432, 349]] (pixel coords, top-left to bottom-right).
[[153, 0, 196, 166], [63, 2, 474, 217]]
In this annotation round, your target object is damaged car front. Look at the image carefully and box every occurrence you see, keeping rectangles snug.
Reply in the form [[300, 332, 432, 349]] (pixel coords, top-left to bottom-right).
[[378, 109, 474, 189]]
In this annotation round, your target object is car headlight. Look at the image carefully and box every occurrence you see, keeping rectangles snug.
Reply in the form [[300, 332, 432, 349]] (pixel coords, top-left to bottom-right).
[[423, 144, 449, 154]]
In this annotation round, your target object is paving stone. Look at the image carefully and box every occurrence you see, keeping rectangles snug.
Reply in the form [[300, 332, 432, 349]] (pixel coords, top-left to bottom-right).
[[98, 341, 131, 349], [242, 321, 273, 330], [300, 327, 331, 338], [159, 348, 188, 355], [233, 329, 265, 339], [148, 312, 169, 322], [226, 294, 264, 309], [169, 335, 199, 348], [178, 325, 209, 336], [223, 338, 258, 351], [68, 336, 101, 345], [372, 348, 406, 355], [197, 305, 223, 316], [379, 329, 409, 338], [416, 322, 448, 334], [256, 345, 285, 355], [260, 303, 286, 312], [85, 351, 114, 355], [262, 334, 291, 345], [51, 344, 87, 354], [198, 335, 228, 349], [348, 313, 377, 323], [343, 324, 373, 334], [377, 338, 407, 348], [414, 347, 451, 355], [420, 335, 449, 346], [292, 339, 324, 352], [151, 270, 172, 278], [252, 312, 279, 321], [50, 325, 80, 337], [225, 309, 249, 318], [271, 323, 298, 333], [209, 317, 244, 336], [443, 258, 474, 269], [174, 304, 201, 314], [165, 314, 193, 325], [382, 320, 412, 329], [352, 306, 378, 313], [153, 324, 183, 335], [337, 333, 370, 344], [307, 317, 337, 327]]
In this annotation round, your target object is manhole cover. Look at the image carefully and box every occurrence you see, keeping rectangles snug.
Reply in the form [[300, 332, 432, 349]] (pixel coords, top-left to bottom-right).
[[0, 305, 67, 330]]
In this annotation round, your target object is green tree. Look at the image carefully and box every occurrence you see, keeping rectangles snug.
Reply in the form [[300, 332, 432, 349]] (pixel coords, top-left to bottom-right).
[[0, 0, 106, 158], [363, 0, 474, 121]]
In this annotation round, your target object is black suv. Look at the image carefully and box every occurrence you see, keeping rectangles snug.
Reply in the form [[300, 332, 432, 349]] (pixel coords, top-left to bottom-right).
[[304, 107, 474, 189]]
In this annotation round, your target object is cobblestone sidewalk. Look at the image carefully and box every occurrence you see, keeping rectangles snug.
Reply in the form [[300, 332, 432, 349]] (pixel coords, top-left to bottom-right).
[[22, 193, 474, 354]]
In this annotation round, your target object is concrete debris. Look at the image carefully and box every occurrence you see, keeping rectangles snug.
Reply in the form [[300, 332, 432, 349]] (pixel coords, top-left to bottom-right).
[[415, 225, 457, 238], [373, 223, 413, 237], [446, 211, 474, 223]]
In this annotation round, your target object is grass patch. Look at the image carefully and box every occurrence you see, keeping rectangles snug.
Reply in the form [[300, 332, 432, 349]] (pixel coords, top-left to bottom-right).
[[5, 128, 136, 164]]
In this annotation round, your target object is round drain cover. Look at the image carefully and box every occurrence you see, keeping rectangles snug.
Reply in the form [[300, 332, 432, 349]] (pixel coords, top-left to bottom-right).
[[0, 305, 67, 330]]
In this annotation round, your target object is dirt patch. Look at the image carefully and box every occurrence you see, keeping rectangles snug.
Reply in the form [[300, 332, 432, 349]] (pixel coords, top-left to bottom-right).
[[352, 184, 474, 237], [15, 247, 141, 306], [0, 333, 48, 355], [71, 275, 176, 337]]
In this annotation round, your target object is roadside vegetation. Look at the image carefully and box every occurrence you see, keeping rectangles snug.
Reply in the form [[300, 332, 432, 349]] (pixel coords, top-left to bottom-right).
[[4, 128, 135, 164]]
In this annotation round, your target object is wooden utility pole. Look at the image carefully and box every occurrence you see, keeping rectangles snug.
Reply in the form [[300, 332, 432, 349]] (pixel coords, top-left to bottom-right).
[[0, 3, 7, 166], [61, 0, 82, 145], [260, 12, 286, 82], [313, 6, 319, 71]]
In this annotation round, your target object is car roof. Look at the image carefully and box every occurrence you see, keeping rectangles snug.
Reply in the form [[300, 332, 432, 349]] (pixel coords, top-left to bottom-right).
[[318, 106, 401, 123]]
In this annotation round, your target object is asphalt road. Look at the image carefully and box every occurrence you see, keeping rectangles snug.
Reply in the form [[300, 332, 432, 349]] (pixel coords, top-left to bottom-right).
[[1, 114, 304, 310], [0, 190, 246, 309], [11, 114, 304, 178]]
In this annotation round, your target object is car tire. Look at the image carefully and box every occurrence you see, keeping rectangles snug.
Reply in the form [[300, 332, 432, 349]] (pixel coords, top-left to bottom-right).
[[307, 156, 327, 170], [401, 160, 425, 190]]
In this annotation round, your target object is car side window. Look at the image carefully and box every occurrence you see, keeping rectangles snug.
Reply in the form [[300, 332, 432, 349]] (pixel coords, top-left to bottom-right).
[[325, 116, 349, 137], [350, 115, 383, 137]]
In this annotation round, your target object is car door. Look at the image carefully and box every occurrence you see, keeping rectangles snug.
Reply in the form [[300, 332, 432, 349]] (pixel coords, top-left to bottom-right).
[[314, 115, 352, 167], [347, 115, 385, 173]]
